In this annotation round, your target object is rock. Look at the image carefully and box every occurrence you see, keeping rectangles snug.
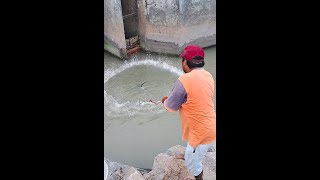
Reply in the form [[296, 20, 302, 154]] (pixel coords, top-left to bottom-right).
[[144, 145, 216, 180], [104, 143, 216, 180], [144, 152, 195, 180], [165, 145, 186, 156], [105, 159, 145, 180], [136, 168, 151, 176]]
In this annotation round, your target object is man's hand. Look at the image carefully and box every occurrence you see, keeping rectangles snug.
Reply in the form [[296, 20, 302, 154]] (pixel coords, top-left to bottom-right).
[[162, 96, 168, 104]]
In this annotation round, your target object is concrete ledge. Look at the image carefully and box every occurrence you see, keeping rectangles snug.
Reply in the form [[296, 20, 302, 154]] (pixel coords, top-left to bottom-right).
[[104, 41, 121, 58], [140, 37, 180, 55], [104, 36, 127, 59], [141, 34, 216, 55]]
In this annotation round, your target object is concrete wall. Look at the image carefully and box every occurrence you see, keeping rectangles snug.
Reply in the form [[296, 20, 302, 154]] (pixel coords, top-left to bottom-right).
[[138, 0, 216, 55], [104, 0, 127, 58]]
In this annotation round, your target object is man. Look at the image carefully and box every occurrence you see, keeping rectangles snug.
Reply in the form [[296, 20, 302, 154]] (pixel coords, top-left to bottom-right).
[[162, 45, 216, 180]]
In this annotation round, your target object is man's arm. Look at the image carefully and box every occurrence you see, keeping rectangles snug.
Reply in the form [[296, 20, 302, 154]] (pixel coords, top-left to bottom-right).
[[162, 80, 187, 112]]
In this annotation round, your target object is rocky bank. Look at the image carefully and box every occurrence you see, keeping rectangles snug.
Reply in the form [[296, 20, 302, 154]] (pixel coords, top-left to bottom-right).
[[105, 143, 216, 180]]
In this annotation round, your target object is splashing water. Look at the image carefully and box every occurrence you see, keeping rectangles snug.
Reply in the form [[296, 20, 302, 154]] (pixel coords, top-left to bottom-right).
[[104, 56, 183, 123], [104, 57, 183, 84]]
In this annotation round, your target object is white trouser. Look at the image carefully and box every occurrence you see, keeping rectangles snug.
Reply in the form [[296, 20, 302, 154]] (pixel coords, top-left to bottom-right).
[[184, 142, 211, 176]]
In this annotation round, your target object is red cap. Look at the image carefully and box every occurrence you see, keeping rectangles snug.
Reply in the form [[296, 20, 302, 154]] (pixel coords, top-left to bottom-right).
[[179, 45, 205, 61]]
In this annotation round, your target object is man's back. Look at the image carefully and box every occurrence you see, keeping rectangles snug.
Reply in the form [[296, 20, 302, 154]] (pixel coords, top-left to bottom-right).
[[178, 68, 216, 148]]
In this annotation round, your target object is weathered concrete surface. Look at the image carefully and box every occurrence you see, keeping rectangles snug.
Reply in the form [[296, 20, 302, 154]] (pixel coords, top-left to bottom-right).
[[104, 0, 127, 58], [138, 0, 216, 55], [104, 0, 215, 57]]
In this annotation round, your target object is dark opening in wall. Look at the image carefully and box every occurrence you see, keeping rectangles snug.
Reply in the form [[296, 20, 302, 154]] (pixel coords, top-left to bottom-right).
[[120, 0, 140, 56]]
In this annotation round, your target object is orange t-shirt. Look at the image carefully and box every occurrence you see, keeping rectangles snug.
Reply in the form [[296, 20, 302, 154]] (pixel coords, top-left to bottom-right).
[[164, 68, 216, 148]]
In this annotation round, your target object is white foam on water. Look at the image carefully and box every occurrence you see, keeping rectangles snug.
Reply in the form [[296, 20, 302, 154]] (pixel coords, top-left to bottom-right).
[[104, 57, 183, 118], [104, 57, 183, 84]]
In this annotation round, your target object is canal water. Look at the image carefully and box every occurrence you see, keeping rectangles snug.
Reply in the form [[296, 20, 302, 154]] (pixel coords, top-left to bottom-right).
[[104, 46, 216, 169]]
